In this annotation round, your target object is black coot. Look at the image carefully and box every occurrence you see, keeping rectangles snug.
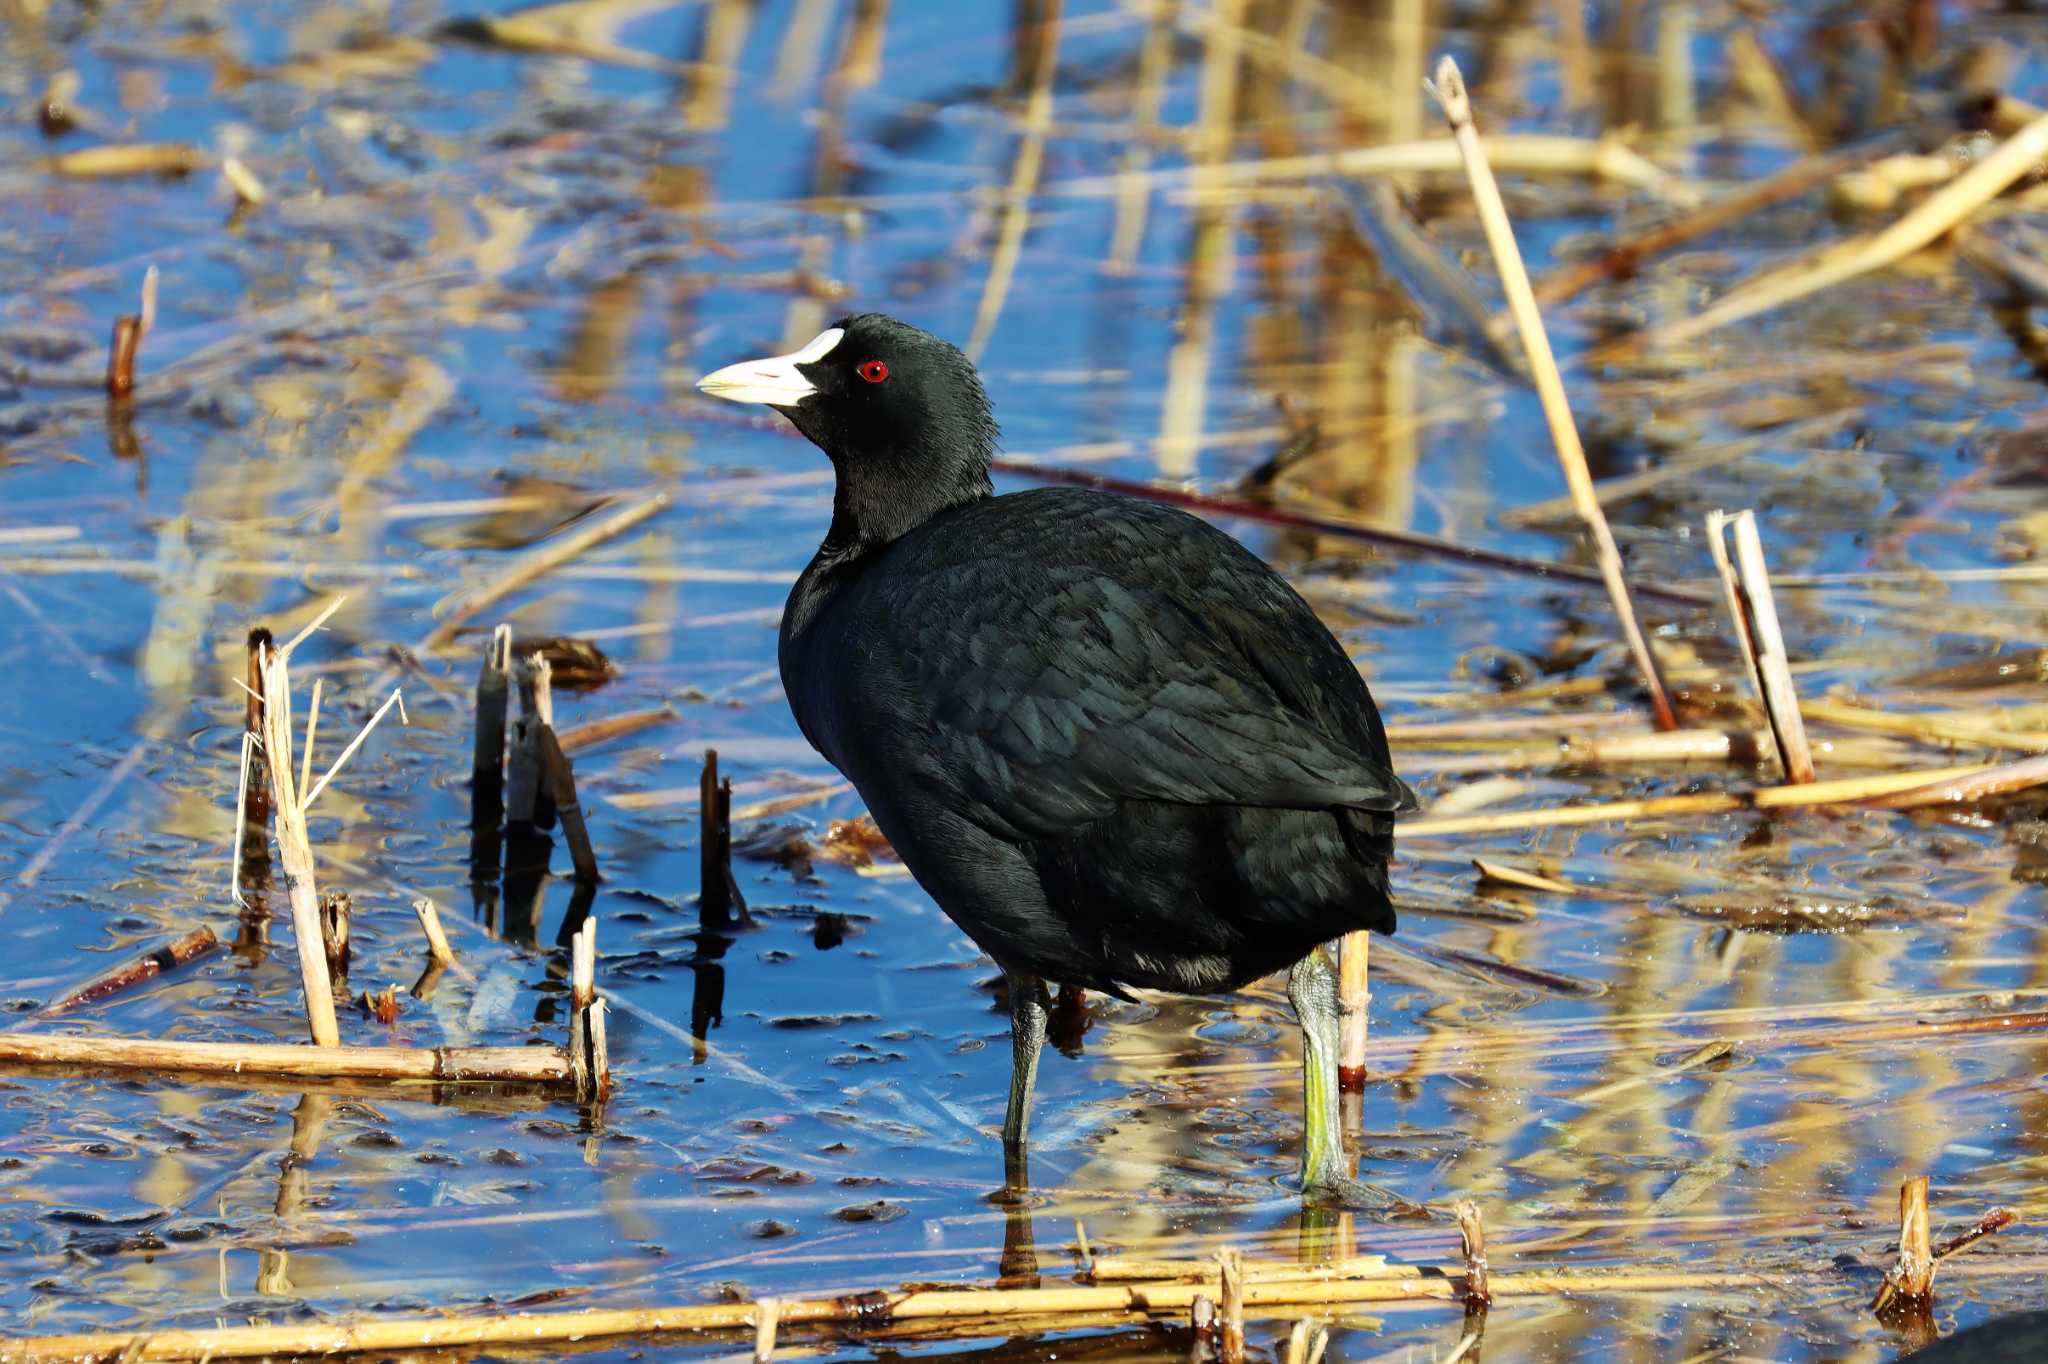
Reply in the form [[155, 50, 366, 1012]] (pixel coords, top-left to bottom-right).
[[698, 314, 1414, 1195]]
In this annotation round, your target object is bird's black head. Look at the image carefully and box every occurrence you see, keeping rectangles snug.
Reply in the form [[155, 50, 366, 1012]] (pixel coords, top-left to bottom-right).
[[698, 313, 998, 548]]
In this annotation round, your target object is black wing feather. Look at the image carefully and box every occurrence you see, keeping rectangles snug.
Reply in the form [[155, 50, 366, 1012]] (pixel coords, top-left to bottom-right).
[[864, 488, 1413, 840]]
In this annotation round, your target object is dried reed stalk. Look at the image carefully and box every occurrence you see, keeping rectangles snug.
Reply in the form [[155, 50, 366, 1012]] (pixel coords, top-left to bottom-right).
[[1336, 932, 1368, 1090], [1799, 700, 2048, 755], [1530, 131, 1916, 305], [36, 927, 220, 1016], [700, 749, 746, 924], [506, 653, 553, 827], [319, 891, 351, 988], [1050, 133, 1697, 202], [1649, 111, 2048, 349], [418, 495, 669, 654], [1401, 759, 2014, 837], [1455, 1200, 1490, 1307], [1426, 56, 1677, 731], [1707, 511, 1813, 782], [411, 897, 455, 966], [258, 640, 340, 1047], [1861, 752, 2048, 809], [1872, 1176, 1935, 1312], [754, 1298, 780, 1364], [556, 704, 676, 754], [103, 266, 156, 397], [1217, 1250, 1245, 1364], [0, 1033, 569, 1083], [569, 920, 596, 1101], [541, 724, 601, 882], [472, 624, 513, 827], [34, 1261, 2045, 1361]]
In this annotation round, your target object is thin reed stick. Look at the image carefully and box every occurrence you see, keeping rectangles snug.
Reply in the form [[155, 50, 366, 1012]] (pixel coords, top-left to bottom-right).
[[418, 495, 669, 654], [35, 927, 220, 1017], [472, 624, 513, 827], [300, 688, 407, 812], [0, 1033, 570, 1083], [1530, 130, 1917, 306], [259, 643, 340, 1047], [1873, 1176, 1935, 1313], [541, 725, 600, 882], [300, 677, 323, 799], [1707, 511, 1814, 782], [1426, 56, 1677, 730], [1455, 1201, 1490, 1307], [22, 1260, 2048, 1361], [1217, 1250, 1245, 1364], [1648, 111, 2048, 349], [1400, 759, 2015, 836], [411, 897, 455, 966], [1336, 932, 1368, 1090]]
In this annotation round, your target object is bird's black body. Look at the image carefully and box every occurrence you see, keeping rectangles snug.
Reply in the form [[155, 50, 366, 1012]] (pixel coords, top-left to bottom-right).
[[781, 485, 1407, 997], [699, 312, 1410, 1195]]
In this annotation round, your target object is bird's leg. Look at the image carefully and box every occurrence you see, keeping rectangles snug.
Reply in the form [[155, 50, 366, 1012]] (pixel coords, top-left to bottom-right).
[[1003, 970, 1050, 1151], [1289, 945, 1349, 1193]]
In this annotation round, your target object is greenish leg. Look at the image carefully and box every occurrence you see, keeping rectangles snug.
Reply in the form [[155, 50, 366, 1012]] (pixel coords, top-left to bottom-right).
[[1003, 970, 1049, 1150], [1289, 946, 1349, 1192]]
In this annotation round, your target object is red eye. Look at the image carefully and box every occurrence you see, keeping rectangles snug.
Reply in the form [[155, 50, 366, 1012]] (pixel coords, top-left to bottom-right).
[[858, 360, 889, 384]]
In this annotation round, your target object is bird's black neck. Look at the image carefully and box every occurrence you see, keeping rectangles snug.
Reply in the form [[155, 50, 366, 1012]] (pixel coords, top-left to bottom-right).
[[781, 456, 992, 649], [820, 456, 993, 554]]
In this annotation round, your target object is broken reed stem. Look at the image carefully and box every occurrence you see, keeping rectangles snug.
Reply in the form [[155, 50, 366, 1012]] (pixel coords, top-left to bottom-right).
[[258, 643, 340, 1048], [472, 624, 513, 828], [1336, 932, 1368, 1090], [540, 724, 601, 882], [1650, 111, 2048, 349], [1873, 1176, 1935, 1313], [1707, 511, 1814, 782], [300, 677, 323, 799], [300, 686, 406, 812], [699, 749, 746, 925], [411, 897, 455, 966], [29, 1261, 2048, 1361], [1426, 55, 1678, 732], [104, 267, 154, 398], [236, 629, 272, 894], [588, 996, 611, 1103], [1530, 130, 1916, 306], [105, 316, 141, 397], [418, 495, 670, 655], [569, 921, 596, 1101], [506, 653, 553, 828], [555, 704, 675, 755], [1455, 1200, 1491, 1307], [1861, 752, 2048, 809], [1399, 758, 2023, 837], [37, 927, 220, 1016], [0, 1033, 571, 1085], [319, 892, 352, 988], [1216, 1250, 1245, 1364], [1729, 513, 1813, 782], [753, 1298, 780, 1364]]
